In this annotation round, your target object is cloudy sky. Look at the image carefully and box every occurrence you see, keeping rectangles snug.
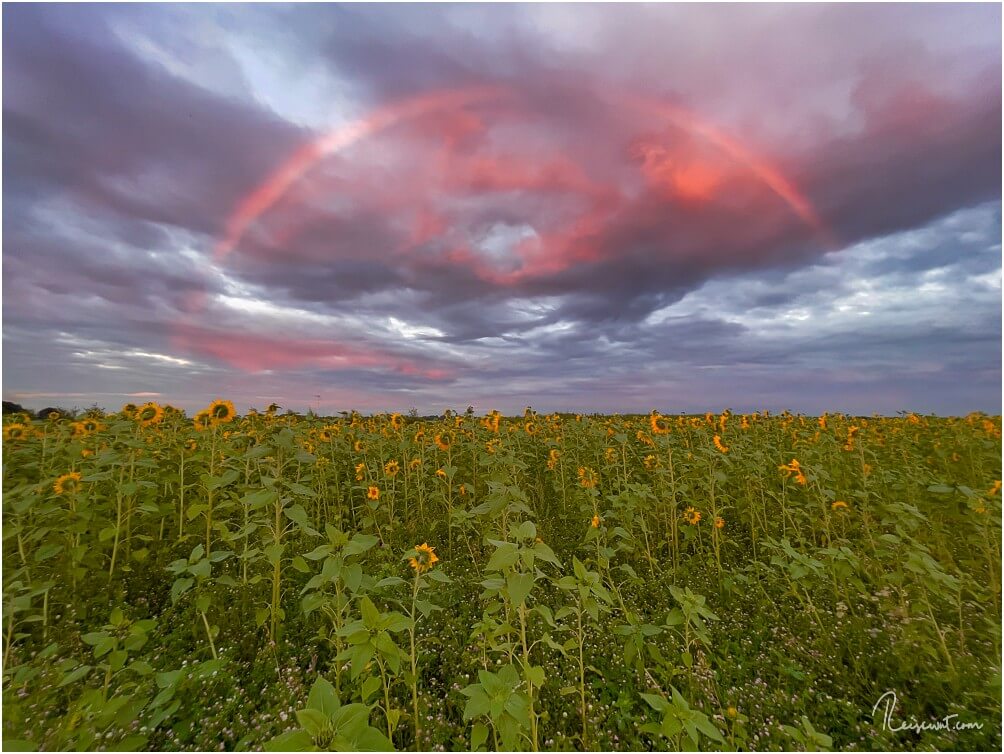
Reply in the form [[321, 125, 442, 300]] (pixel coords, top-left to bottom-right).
[[3, 3, 1001, 415]]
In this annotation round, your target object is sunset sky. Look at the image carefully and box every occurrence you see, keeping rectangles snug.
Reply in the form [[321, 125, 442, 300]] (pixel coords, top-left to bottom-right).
[[3, 3, 1001, 416]]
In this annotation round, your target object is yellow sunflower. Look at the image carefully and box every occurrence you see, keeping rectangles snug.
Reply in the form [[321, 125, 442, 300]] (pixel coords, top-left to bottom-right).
[[54, 471, 82, 496], [713, 435, 729, 453], [831, 500, 849, 511], [136, 402, 164, 427], [384, 459, 400, 477], [546, 448, 561, 470], [193, 410, 214, 431], [390, 413, 404, 431], [408, 543, 439, 574], [577, 466, 598, 489], [434, 433, 452, 451], [3, 423, 30, 442], [649, 411, 671, 435], [483, 411, 501, 433], [355, 463, 366, 481], [184, 438, 198, 452], [208, 399, 236, 424], [367, 486, 380, 501], [684, 507, 702, 525]]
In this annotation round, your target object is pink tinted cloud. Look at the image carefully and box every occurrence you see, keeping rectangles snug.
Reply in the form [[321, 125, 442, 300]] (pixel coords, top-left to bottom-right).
[[170, 324, 455, 380]]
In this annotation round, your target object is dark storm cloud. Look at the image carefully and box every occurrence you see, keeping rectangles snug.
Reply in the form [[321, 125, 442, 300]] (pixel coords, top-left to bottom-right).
[[2, 3, 1000, 414]]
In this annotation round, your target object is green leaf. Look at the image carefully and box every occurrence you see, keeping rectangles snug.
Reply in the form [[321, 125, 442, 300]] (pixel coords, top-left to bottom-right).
[[264, 730, 314, 752], [307, 676, 341, 718], [58, 665, 92, 687], [506, 572, 533, 607], [296, 708, 329, 737], [486, 543, 519, 572], [171, 578, 194, 604]]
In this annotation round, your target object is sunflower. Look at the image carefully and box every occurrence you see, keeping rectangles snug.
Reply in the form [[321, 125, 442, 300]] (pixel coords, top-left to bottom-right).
[[367, 486, 380, 501], [193, 410, 214, 431], [778, 459, 807, 485], [184, 438, 198, 452], [577, 466, 598, 489], [591, 514, 601, 528], [354, 440, 365, 453], [81, 418, 101, 434], [317, 428, 333, 443], [603, 447, 617, 464], [384, 459, 400, 477], [524, 421, 539, 436], [54, 471, 82, 496], [45, 410, 62, 422], [713, 435, 729, 453], [643, 454, 658, 470], [683, 507, 702, 525], [390, 413, 404, 431], [831, 500, 849, 511], [3, 423, 30, 442], [483, 411, 501, 433], [434, 433, 452, 451], [649, 412, 671, 435], [208, 399, 236, 424], [408, 543, 439, 574], [989, 480, 1001, 496], [485, 439, 500, 454], [409, 457, 422, 471], [136, 402, 164, 427], [714, 516, 725, 529], [458, 484, 467, 496], [546, 448, 561, 471], [355, 463, 367, 481], [435, 468, 447, 480]]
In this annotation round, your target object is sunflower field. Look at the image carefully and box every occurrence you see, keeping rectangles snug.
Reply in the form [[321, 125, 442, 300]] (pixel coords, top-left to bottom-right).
[[2, 404, 1001, 751]]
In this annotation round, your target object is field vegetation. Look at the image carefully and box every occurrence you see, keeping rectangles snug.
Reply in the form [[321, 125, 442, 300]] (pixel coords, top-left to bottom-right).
[[2, 403, 1001, 751]]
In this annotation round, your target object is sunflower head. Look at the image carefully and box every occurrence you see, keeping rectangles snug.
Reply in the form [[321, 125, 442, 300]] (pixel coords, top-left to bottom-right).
[[54, 471, 83, 496], [591, 514, 601, 528], [390, 413, 404, 431], [831, 500, 849, 511], [483, 411, 501, 433], [184, 438, 198, 452], [524, 421, 538, 436], [384, 460, 400, 477], [714, 516, 725, 529], [208, 399, 236, 424], [649, 412, 671, 435], [3, 423, 30, 442], [354, 440, 365, 453], [136, 402, 164, 427], [367, 486, 380, 501], [577, 466, 598, 489], [434, 433, 452, 451], [193, 410, 214, 432], [408, 543, 439, 574], [684, 507, 702, 525], [435, 468, 447, 480]]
